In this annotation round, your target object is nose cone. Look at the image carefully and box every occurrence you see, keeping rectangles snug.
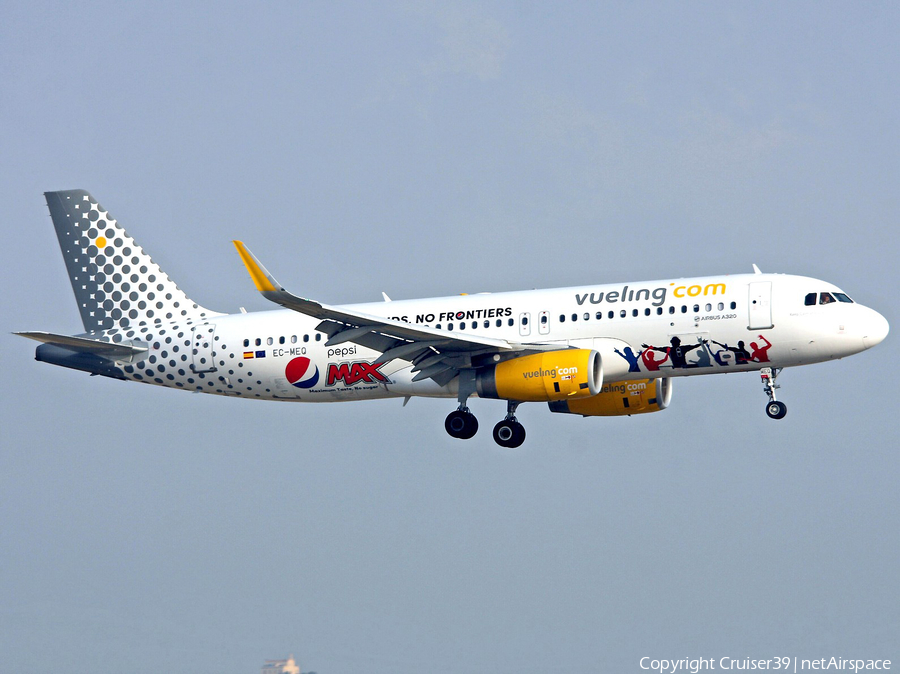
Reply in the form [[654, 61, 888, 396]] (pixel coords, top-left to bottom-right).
[[863, 309, 889, 349]]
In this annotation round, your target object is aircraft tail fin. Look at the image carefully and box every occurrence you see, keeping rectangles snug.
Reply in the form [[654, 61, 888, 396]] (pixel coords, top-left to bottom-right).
[[44, 190, 215, 333]]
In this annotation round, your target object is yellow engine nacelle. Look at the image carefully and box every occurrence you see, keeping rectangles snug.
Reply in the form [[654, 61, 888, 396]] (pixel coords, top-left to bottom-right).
[[477, 349, 602, 402], [548, 377, 673, 416]]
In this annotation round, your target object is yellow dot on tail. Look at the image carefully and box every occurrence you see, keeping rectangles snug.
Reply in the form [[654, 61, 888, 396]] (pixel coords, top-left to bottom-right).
[[96, 237, 107, 248]]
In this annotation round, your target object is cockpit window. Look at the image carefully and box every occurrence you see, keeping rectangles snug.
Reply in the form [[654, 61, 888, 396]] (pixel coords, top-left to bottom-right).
[[820, 292, 836, 305], [804, 292, 816, 306], [834, 292, 853, 303]]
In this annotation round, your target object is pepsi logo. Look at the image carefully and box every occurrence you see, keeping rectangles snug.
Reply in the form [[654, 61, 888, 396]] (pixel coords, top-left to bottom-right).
[[285, 356, 319, 389]]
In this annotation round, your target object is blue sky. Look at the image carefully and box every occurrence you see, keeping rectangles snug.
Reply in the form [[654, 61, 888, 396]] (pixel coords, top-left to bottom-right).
[[2, 3, 898, 672]]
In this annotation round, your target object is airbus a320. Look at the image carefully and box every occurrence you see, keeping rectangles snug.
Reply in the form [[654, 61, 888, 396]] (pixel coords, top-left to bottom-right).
[[18, 190, 889, 447]]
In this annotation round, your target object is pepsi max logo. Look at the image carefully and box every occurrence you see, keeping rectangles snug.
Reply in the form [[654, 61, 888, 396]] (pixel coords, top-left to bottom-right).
[[285, 357, 319, 389]]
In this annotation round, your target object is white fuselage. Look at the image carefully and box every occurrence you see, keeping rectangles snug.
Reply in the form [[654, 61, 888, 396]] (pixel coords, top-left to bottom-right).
[[112, 272, 887, 403]]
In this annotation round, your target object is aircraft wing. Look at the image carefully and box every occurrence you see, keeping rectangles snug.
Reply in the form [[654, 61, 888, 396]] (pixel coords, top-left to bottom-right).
[[233, 241, 551, 386]]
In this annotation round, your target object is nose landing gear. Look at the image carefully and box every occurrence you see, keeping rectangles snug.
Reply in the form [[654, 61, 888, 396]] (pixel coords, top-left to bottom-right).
[[760, 367, 787, 419]]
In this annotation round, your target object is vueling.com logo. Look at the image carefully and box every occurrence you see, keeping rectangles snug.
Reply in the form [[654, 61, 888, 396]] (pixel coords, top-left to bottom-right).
[[522, 366, 578, 380]]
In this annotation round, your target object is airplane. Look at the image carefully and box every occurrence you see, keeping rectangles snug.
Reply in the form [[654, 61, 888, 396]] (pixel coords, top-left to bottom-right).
[[17, 190, 889, 447]]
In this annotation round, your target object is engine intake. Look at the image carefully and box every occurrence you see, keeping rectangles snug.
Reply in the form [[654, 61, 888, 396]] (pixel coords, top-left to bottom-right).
[[478, 349, 601, 402]]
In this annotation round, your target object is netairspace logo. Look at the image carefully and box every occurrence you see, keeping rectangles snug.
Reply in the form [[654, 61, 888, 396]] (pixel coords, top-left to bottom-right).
[[639, 657, 892, 673]]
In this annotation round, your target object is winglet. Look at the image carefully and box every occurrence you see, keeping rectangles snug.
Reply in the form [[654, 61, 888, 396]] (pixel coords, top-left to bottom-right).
[[232, 241, 281, 292], [752, 264, 762, 274]]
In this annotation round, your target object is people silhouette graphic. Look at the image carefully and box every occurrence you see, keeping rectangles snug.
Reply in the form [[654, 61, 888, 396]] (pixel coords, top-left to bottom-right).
[[614, 346, 643, 373], [642, 336, 703, 369], [749, 335, 772, 362], [711, 339, 751, 365], [641, 347, 669, 371]]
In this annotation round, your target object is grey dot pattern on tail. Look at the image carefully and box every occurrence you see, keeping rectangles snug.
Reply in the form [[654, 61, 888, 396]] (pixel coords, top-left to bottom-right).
[[47, 190, 212, 332]]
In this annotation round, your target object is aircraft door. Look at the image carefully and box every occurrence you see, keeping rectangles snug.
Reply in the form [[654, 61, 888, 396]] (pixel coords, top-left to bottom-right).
[[519, 312, 531, 337], [538, 311, 550, 335], [191, 323, 217, 373], [748, 282, 774, 330]]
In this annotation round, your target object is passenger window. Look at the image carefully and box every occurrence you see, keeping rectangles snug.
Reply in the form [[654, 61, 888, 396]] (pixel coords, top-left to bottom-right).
[[596, 312, 602, 320], [620, 310, 626, 318], [472, 321, 477, 329], [496, 319, 502, 327], [717, 302, 724, 311], [608, 311, 614, 319], [681, 306, 687, 314], [522, 316, 528, 326], [290, 335, 297, 344], [243, 338, 249, 347], [448, 323, 454, 330], [705, 303, 712, 312], [693, 304, 700, 313], [632, 309, 638, 317], [315, 334, 321, 341], [255, 338, 261, 346], [459, 322, 465, 330], [484, 320, 490, 328], [436, 323, 442, 330], [669, 306, 675, 314], [279, 336, 285, 344], [303, 334, 309, 342], [559, 315, 565, 323], [644, 308, 651, 316], [267, 337, 273, 345], [541, 315, 548, 324], [572, 313, 578, 322], [820, 292, 836, 305], [730, 301, 737, 310], [657, 307, 663, 315], [508, 318, 514, 327], [584, 313, 589, 321], [804, 292, 817, 306]]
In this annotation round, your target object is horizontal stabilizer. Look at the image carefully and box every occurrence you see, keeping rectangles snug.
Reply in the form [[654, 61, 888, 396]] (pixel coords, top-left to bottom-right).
[[15, 331, 148, 360]]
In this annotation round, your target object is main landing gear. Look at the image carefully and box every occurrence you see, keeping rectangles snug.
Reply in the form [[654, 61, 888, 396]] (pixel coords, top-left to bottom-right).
[[444, 395, 527, 447], [492, 401, 526, 448], [445, 369, 480, 440], [760, 367, 787, 419], [444, 405, 527, 447], [445, 407, 479, 439], [445, 369, 527, 446]]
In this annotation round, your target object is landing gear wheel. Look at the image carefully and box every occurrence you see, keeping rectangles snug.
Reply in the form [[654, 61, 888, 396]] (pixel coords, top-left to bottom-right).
[[445, 409, 478, 439], [492, 419, 526, 448], [759, 367, 786, 420], [766, 400, 787, 419]]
